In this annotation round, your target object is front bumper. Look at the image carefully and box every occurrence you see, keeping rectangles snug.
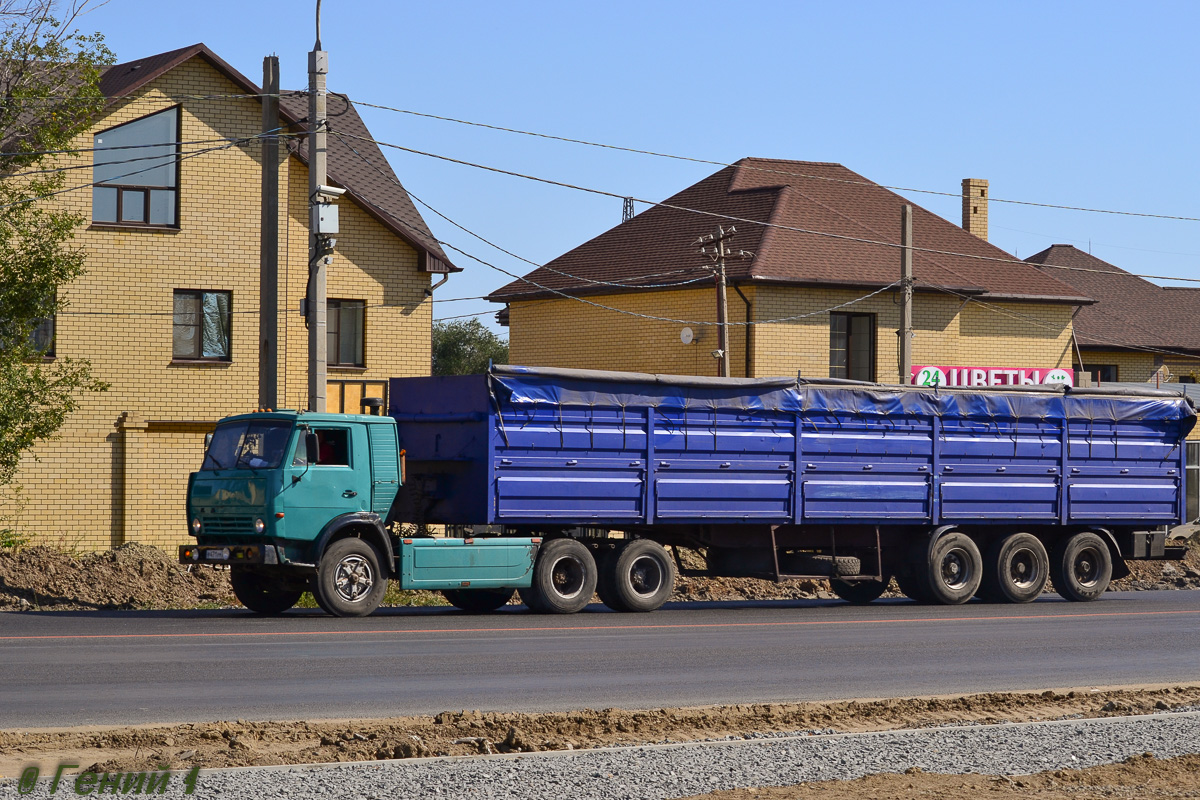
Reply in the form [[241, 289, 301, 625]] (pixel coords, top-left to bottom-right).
[[179, 543, 278, 566]]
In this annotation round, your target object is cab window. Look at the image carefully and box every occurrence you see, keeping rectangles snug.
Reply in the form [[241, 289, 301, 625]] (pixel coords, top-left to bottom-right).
[[313, 429, 350, 466]]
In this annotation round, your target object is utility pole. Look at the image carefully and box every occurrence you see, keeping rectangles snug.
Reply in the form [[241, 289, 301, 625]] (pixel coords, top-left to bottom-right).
[[695, 225, 750, 378], [258, 55, 279, 411], [899, 204, 914, 384], [307, 0, 332, 412]]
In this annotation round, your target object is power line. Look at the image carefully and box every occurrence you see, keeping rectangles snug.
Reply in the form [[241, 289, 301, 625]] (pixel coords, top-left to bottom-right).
[[0, 131, 296, 161], [332, 127, 1200, 288], [1, 130, 301, 182], [920, 280, 1200, 363], [0, 129, 286, 212], [329, 129, 716, 291], [348, 99, 1200, 224], [0, 91, 307, 105]]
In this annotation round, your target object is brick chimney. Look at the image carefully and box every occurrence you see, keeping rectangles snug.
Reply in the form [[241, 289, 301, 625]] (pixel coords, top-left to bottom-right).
[[961, 178, 988, 240]]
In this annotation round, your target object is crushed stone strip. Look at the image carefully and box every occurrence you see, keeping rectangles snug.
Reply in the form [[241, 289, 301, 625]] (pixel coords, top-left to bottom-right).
[[6, 711, 1198, 799]]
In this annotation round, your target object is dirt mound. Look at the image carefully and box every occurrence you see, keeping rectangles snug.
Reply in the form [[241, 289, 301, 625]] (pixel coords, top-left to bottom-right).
[[0, 543, 234, 611], [2, 686, 1198, 774], [689, 752, 1200, 800]]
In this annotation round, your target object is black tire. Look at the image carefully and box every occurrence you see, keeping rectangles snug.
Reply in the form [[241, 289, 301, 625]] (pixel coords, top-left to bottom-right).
[[314, 537, 388, 617], [918, 532, 983, 605], [442, 588, 514, 613], [230, 569, 304, 615], [978, 533, 1049, 603], [1050, 532, 1113, 602], [598, 539, 676, 612], [829, 577, 890, 605], [523, 538, 597, 614]]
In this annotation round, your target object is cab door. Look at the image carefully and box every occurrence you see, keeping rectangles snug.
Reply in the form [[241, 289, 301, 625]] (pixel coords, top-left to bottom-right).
[[285, 424, 370, 541]]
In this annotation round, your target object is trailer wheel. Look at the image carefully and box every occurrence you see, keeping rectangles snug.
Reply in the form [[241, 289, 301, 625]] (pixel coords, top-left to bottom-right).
[[1050, 532, 1112, 602], [523, 538, 597, 614], [598, 539, 676, 612], [830, 577, 890, 605], [978, 533, 1049, 603], [314, 537, 388, 617], [230, 569, 304, 615], [920, 532, 982, 604], [443, 588, 514, 613]]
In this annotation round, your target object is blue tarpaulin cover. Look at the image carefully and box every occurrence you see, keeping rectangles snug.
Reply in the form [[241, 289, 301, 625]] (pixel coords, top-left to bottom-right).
[[490, 364, 1196, 431]]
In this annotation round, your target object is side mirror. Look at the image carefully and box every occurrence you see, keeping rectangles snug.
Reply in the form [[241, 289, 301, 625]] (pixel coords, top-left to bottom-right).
[[306, 432, 320, 464], [203, 432, 213, 451]]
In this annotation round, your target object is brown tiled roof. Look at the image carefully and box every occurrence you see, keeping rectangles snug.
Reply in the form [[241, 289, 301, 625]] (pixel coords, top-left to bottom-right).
[[1026, 245, 1200, 351], [487, 158, 1089, 303], [101, 44, 456, 272]]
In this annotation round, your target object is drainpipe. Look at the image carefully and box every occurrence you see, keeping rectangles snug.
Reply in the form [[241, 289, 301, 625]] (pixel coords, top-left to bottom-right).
[[425, 273, 449, 297], [732, 283, 753, 378]]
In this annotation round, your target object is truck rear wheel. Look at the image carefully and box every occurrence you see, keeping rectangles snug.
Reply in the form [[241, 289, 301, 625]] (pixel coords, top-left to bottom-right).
[[230, 569, 304, 615], [918, 532, 982, 605], [598, 539, 675, 612], [1050, 532, 1112, 602], [978, 533, 1049, 603], [314, 537, 388, 617], [443, 588, 514, 613], [522, 538, 597, 614]]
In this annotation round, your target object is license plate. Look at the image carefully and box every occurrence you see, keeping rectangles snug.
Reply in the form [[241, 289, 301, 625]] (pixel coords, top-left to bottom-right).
[[206, 549, 229, 561]]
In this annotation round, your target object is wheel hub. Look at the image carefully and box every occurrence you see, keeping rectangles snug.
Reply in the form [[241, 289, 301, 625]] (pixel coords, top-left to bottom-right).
[[550, 556, 585, 599], [940, 548, 972, 590], [1008, 548, 1041, 589], [1072, 547, 1101, 587], [333, 555, 374, 602], [628, 556, 663, 597]]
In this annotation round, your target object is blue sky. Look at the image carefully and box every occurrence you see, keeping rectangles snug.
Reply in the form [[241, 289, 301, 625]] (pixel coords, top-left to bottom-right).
[[86, 0, 1200, 329]]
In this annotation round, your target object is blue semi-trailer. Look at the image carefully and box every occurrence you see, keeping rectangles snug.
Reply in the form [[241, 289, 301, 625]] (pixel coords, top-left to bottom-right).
[[183, 365, 1195, 616]]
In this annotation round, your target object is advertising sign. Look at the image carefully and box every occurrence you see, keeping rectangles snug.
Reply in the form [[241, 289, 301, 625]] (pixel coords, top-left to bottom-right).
[[910, 366, 1075, 388]]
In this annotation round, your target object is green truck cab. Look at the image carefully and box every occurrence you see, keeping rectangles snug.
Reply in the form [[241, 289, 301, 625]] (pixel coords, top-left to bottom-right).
[[179, 411, 540, 616]]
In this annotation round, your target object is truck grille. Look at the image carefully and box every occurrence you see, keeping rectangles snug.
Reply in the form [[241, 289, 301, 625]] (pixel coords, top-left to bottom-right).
[[200, 516, 255, 534]]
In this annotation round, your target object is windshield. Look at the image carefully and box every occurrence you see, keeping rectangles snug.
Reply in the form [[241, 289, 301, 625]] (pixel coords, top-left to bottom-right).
[[202, 420, 294, 471]]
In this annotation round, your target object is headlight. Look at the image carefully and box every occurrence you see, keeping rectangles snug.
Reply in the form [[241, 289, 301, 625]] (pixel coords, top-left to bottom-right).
[[191, 518, 201, 535], [254, 518, 266, 534]]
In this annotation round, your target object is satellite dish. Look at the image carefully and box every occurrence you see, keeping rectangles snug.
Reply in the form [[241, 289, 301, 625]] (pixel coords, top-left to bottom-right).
[[680, 327, 694, 345]]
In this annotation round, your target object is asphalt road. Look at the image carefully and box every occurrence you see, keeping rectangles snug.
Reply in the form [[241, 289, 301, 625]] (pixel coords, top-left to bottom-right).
[[1, 591, 1199, 729]]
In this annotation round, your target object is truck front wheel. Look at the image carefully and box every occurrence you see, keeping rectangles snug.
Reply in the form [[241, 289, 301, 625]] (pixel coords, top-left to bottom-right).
[[522, 538, 597, 614], [1050, 532, 1112, 602], [230, 569, 304, 615], [598, 539, 676, 612], [315, 538, 388, 617]]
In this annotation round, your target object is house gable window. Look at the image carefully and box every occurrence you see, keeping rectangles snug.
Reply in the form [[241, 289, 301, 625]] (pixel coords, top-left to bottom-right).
[[829, 312, 874, 381], [93, 107, 180, 227], [173, 290, 230, 361], [328, 299, 365, 367]]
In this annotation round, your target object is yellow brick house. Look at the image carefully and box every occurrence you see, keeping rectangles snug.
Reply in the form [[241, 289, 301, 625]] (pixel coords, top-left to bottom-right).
[[9, 44, 456, 551], [1026, 244, 1200, 386], [489, 160, 1092, 384]]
